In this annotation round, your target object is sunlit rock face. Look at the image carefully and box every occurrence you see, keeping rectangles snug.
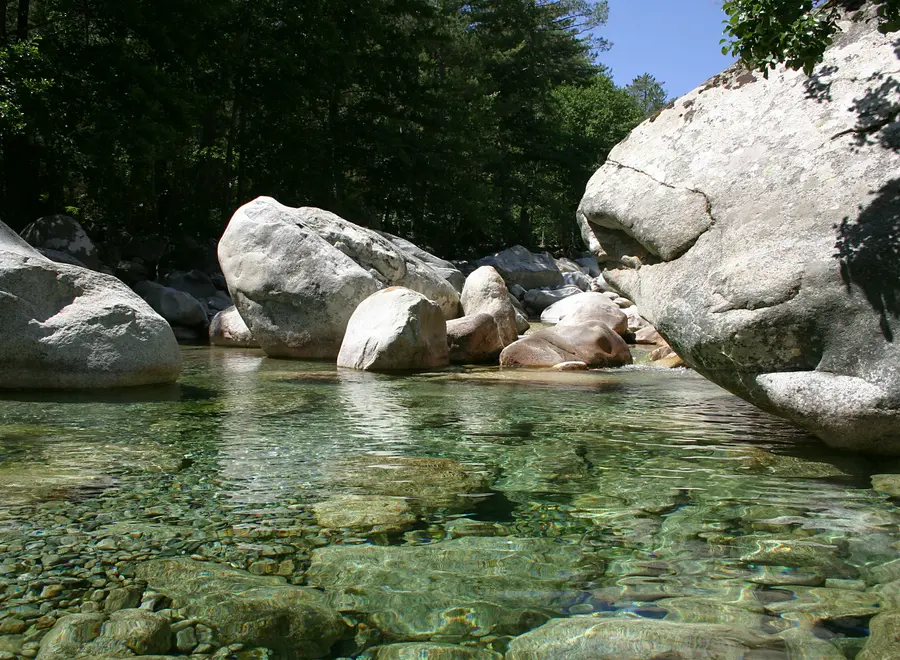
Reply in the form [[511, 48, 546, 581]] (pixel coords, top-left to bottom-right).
[[218, 197, 460, 359], [577, 5, 900, 453], [0, 219, 181, 388]]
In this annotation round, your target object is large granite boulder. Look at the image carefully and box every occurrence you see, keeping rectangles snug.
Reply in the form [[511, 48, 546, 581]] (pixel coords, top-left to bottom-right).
[[540, 292, 628, 336], [446, 313, 504, 364], [218, 197, 460, 358], [136, 558, 347, 658], [523, 285, 583, 314], [337, 287, 449, 371], [209, 305, 258, 347], [460, 266, 518, 345], [577, 6, 900, 453], [0, 220, 181, 388], [20, 214, 101, 270], [499, 321, 632, 368], [476, 245, 563, 290]]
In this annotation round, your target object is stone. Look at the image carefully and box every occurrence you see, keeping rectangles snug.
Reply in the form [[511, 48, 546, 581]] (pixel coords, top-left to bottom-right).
[[375, 231, 466, 292], [777, 628, 845, 660], [858, 610, 900, 660], [99, 609, 171, 655], [508, 283, 527, 300], [326, 455, 492, 512], [364, 643, 502, 659], [209, 306, 258, 348], [136, 558, 347, 658], [523, 286, 582, 314], [539, 292, 628, 335], [475, 245, 562, 290], [36, 248, 89, 268], [133, 280, 208, 327], [633, 326, 663, 345], [312, 494, 417, 533], [562, 271, 592, 291], [872, 474, 900, 498], [36, 614, 105, 660], [0, 220, 181, 388], [504, 616, 786, 659], [20, 215, 101, 270], [500, 321, 632, 369], [306, 537, 603, 642], [218, 197, 460, 358], [104, 588, 143, 613], [555, 257, 584, 273], [551, 361, 588, 371], [460, 266, 518, 346], [446, 313, 504, 364], [337, 287, 449, 371], [514, 308, 530, 335], [164, 269, 217, 299], [577, 7, 900, 452], [575, 256, 600, 277]]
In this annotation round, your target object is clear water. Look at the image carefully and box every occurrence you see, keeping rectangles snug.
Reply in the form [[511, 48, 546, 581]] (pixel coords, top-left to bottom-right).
[[1, 347, 897, 658]]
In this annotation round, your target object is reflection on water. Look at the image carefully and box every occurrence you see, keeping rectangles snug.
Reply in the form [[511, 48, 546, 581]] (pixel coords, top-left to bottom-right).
[[0, 347, 897, 658]]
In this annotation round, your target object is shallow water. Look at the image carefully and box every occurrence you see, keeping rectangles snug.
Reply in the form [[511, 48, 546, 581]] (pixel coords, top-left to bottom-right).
[[1, 348, 898, 658]]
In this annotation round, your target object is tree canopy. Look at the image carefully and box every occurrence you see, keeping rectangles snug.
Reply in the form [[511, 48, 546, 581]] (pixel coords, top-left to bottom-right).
[[0, 0, 659, 260]]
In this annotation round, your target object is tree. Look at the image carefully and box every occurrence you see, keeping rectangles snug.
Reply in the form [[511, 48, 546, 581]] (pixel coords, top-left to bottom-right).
[[625, 73, 669, 116], [721, 0, 900, 76]]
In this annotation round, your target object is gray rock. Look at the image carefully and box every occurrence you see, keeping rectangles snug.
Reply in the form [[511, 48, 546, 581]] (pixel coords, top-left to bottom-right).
[[104, 588, 143, 613], [555, 257, 584, 273], [136, 558, 347, 658], [539, 292, 628, 336], [508, 283, 527, 300], [306, 537, 603, 642], [514, 308, 530, 335], [0, 220, 181, 388], [505, 617, 786, 660], [447, 313, 504, 364], [575, 256, 600, 277], [475, 245, 563, 290], [523, 286, 582, 314], [209, 306, 258, 348], [872, 474, 900, 498], [562, 271, 592, 291], [205, 293, 233, 312], [35, 248, 89, 268], [577, 7, 900, 452], [133, 280, 208, 327], [338, 287, 449, 371], [164, 269, 217, 299], [115, 259, 149, 286], [460, 266, 518, 346], [218, 197, 460, 358], [20, 215, 101, 270], [499, 321, 632, 369]]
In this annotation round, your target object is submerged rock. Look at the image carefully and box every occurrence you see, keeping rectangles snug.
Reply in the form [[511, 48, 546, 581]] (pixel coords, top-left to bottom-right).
[[363, 643, 502, 659], [504, 616, 787, 659], [218, 197, 459, 358], [306, 537, 603, 642], [0, 219, 181, 388], [858, 610, 900, 660], [136, 558, 347, 658], [338, 287, 449, 371], [312, 494, 417, 533], [499, 321, 632, 369], [577, 5, 900, 452]]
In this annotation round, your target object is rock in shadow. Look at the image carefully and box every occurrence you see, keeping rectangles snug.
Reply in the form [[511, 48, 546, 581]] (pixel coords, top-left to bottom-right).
[[0, 383, 217, 404], [835, 177, 900, 341]]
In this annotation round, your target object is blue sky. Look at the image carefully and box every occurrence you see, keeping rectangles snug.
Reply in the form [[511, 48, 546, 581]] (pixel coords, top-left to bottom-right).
[[595, 0, 737, 100]]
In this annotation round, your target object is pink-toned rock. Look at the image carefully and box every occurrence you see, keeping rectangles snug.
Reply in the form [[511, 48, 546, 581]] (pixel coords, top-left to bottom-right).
[[500, 321, 632, 369]]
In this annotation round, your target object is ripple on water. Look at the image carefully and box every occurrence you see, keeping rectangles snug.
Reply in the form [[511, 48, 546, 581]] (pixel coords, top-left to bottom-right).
[[0, 347, 897, 658]]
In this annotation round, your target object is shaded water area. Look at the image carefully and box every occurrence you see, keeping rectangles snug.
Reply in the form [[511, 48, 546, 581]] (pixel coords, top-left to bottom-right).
[[1, 348, 899, 658]]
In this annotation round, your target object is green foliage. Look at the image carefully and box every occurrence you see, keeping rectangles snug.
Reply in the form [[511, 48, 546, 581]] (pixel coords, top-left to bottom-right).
[[722, 0, 900, 76], [626, 73, 669, 116], [0, 0, 643, 258]]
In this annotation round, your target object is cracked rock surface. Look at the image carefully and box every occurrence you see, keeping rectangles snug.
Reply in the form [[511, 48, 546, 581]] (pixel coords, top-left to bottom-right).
[[577, 5, 900, 452]]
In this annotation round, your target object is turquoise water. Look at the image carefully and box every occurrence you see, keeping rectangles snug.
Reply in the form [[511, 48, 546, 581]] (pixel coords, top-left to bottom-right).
[[0, 348, 897, 658]]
